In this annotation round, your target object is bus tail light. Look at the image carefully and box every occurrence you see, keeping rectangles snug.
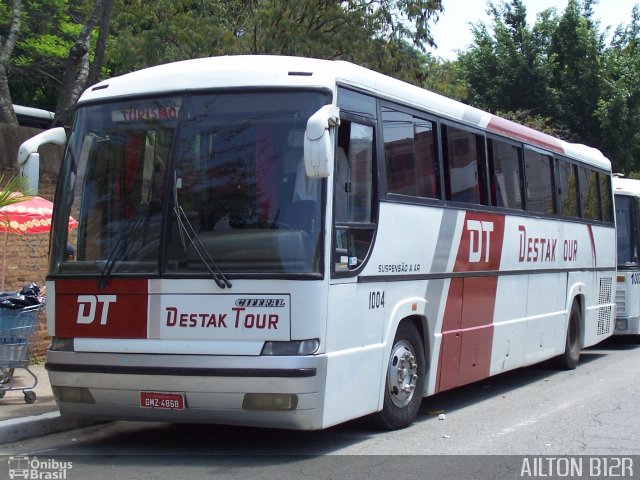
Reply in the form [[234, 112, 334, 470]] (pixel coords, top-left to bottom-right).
[[261, 339, 319, 356], [617, 275, 626, 283], [242, 393, 298, 411]]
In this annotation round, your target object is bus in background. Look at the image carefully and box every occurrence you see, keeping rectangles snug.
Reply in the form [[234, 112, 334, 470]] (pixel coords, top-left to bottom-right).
[[19, 56, 616, 430], [613, 175, 640, 336], [13, 104, 54, 129]]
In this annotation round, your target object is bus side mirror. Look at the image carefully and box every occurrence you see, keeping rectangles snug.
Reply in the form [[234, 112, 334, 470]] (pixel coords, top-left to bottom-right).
[[17, 127, 67, 195], [304, 105, 340, 178]]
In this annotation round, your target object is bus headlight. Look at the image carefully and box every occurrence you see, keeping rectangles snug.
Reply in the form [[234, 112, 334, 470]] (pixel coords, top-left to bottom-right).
[[261, 339, 319, 356]]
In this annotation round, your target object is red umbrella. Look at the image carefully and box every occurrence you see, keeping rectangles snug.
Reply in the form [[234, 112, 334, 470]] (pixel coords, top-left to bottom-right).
[[0, 195, 78, 234], [0, 195, 78, 289]]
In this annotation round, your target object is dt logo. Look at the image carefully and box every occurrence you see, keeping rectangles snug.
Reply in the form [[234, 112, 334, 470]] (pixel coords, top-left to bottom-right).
[[76, 295, 117, 325], [466, 219, 494, 263]]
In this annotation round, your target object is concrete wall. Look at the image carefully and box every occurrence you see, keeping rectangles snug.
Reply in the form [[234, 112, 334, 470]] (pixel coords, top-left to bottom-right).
[[0, 124, 63, 358]]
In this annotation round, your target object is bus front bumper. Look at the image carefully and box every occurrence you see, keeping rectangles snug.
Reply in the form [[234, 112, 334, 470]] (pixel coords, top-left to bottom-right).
[[46, 350, 328, 430]]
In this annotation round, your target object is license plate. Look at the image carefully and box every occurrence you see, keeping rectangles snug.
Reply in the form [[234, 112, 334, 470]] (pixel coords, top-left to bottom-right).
[[140, 391, 185, 410]]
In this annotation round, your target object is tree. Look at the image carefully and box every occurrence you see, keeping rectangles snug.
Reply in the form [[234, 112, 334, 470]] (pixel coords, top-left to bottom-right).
[[595, 5, 640, 173], [107, 0, 445, 86], [107, 0, 236, 74], [54, 0, 115, 128], [8, 0, 76, 111], [456, 0, 618, 149], [457, 0, 554, 117], [1, 1, 115, 127], [421, 56, 467, 101], [547, 0, 604, 143], [0, 0, 22, 124], [233, 0, 445, 83]]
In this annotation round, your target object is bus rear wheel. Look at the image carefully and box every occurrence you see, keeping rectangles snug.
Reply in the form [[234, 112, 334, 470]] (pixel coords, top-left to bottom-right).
[[554, 301, 581, 370], [373, 322, 425, 430]]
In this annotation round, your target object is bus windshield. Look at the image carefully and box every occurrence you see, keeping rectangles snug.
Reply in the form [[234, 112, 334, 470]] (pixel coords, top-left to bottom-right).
[[615, 194, 639, 267], [50, 90, 329, 277]]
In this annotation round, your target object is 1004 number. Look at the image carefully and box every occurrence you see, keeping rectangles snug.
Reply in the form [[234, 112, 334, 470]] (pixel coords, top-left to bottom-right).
[[369, 291, 385, 309]]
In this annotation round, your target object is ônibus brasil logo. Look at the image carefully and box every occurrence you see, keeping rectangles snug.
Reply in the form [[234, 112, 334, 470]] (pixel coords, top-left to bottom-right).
[[7, 456, 72, 480]]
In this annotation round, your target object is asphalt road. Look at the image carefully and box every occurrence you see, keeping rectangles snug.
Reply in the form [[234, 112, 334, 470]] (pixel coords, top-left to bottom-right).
[[1, 336, 639, 479]]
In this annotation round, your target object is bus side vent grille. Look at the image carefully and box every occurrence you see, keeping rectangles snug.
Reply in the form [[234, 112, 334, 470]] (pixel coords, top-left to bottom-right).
[[599, 277, 612, 304], [597, 277, 613, 335]]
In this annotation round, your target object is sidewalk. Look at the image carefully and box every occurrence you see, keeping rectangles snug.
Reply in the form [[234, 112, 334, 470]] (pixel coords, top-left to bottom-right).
[[0, 363, 98, 444]]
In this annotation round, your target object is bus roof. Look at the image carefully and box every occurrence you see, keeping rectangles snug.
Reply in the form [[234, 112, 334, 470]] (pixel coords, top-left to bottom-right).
[[79, 55, 611, 171], [613, 176, 640, 196]]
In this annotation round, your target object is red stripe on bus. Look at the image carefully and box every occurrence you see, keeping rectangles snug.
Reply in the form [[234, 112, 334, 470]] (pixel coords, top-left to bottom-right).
[[488, 116, 564, 154], [435, 212, 505, 393], [436, 277, 497, 393], [587, 224, 596, 267]]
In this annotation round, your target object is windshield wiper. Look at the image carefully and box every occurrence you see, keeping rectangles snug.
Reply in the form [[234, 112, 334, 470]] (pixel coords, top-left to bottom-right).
[[172, 174, 232, 289], [97, 204, 149, 288]]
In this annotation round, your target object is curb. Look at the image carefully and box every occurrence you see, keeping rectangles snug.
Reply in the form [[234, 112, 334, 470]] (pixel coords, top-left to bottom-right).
[[0, 411, 102, 444]]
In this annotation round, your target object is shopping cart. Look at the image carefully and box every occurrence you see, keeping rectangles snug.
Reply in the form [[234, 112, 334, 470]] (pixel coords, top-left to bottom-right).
[[0, 304, 43, 403]]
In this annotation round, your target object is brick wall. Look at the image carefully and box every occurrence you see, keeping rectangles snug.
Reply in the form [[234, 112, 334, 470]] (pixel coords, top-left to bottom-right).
[[0, 124, 63, 359]]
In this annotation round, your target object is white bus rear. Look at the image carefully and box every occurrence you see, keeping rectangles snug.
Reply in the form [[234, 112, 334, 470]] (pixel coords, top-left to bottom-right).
[[613, 175, 640, 335]]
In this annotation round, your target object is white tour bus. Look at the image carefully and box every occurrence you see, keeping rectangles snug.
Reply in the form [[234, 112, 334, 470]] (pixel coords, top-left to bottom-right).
[[13, 104, 54, 129], [613, 175, 640, 336], [20, 56, 616, 430]]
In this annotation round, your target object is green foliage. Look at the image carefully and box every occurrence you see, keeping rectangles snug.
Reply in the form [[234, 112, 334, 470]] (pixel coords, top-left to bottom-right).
[[3, 0, 446, 121], [594, 5, 640, 174], [107, 0, 235, 73], [8, 0, 85, 110], [0, 175, 31, 208], [421, 57, 468, 101], [106, 0, 443, 86], [547, 0, 604, 142], [458, 0, 556, 117], [456, 0, 640, 172]]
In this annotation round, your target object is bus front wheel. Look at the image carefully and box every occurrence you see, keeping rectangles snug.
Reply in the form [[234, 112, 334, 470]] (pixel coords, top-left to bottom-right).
[[554, 301, 581, 370], [373, 321, 425, 430]]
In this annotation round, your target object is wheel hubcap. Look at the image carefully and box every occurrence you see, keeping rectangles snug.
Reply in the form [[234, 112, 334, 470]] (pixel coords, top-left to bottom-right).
[[387, 340, 419, 408]]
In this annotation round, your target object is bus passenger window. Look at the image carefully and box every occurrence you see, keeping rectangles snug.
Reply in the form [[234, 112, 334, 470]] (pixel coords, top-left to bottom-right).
[[488, 138, 523, 209], [382, 106, 439, 199], [556, 159, 579, 218], [578, 166, 600, 220], [600, 173, 613, 222], [524, 149, 555, 215], [442, 125, 486, 205]]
